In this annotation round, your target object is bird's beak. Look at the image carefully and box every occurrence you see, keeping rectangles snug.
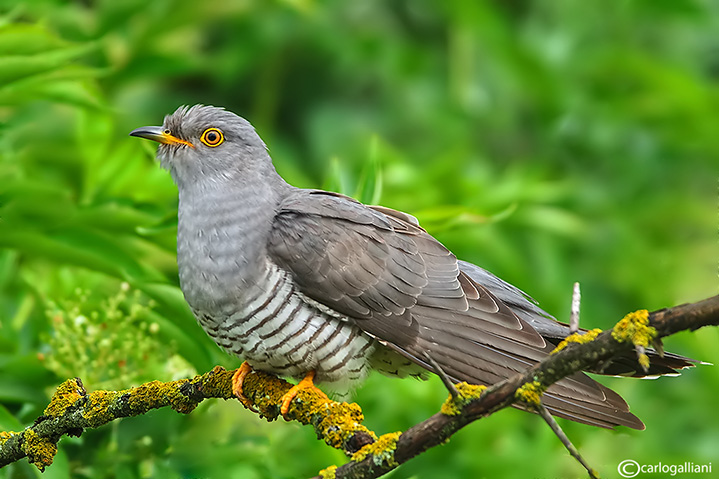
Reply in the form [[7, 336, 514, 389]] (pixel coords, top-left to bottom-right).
[[129, 126, 194, 148]]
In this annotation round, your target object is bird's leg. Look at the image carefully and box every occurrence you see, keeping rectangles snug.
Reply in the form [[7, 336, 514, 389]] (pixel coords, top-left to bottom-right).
[[280, 370, 328, 418], [232, 361, 258, 412]]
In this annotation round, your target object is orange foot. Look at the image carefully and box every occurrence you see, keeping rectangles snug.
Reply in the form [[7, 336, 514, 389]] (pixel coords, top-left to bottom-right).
[[280, 370, 328, 418], [232, 362, 258, 412]]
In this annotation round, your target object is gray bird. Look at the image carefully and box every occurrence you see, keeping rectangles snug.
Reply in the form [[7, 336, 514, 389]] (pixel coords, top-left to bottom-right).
[[130, 105, 693, 428]]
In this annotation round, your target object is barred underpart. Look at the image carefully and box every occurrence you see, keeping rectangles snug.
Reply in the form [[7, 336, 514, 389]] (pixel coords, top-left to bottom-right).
[[194, 262, 421, 394]]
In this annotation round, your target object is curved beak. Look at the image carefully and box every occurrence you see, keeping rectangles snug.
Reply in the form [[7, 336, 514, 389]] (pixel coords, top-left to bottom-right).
[[129, 126, 194, 148]]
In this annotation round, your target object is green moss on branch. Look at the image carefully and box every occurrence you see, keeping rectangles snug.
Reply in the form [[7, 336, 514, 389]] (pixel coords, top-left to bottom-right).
[[0, 365, 377, 471]]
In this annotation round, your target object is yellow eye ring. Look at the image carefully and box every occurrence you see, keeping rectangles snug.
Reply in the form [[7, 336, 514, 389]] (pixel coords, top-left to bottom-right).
[[200, 127, 224, 147]]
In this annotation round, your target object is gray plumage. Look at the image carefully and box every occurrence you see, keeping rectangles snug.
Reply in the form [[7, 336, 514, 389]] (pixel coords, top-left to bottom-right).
[[130, 104, 694, 429]]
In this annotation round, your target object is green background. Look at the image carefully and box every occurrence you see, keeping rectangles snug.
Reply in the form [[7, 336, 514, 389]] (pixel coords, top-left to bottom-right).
[[0, 0, 717, 478]]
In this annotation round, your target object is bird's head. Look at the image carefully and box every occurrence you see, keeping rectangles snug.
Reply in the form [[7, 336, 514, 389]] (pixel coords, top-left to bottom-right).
[[130, 105, 272, 187]]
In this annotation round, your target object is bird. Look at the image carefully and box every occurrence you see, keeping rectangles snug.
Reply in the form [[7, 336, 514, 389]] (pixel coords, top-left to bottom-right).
[[130, 104, 694, 429]]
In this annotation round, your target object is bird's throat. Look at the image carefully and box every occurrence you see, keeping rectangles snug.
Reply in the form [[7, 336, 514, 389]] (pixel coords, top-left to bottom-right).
[[175, 179, 280, 318]]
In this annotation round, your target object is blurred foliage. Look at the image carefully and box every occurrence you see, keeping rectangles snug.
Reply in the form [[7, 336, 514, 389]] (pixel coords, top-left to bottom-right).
[[0, 0, 717, 478], [42, 282, 195, 390]]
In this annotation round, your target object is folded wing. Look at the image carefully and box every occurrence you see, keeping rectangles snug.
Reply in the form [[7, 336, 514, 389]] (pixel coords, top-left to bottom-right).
[[268, 189, 660, 428]]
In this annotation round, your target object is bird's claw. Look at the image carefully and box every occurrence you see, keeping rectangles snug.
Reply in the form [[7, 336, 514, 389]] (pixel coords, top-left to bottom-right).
[[279, 370, 328, 419], [232, 362, 259, 413]]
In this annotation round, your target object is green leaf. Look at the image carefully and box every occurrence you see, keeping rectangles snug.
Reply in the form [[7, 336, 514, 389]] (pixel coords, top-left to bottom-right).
[[0, 231, 119, 278], [0, 24, 69, 56], [0, 355, 54, 404], [0, 43, 97, 87], [354, 134, 383, 205], [413, 203, 517, 232], [0, 403, 22, 431], [72, 202, 165, 234], [321, 156, 348, 195], [0, 229, 164, 283]]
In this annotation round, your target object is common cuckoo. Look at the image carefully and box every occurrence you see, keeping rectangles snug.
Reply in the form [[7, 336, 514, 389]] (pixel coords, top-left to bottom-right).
[[130, 105, 693, 429]]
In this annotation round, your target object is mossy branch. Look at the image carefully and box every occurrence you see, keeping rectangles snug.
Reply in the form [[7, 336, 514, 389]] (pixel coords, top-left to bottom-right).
[[0, 365, 376, 471], [1, 296, 717, 477], [309, 295, 719, 479]]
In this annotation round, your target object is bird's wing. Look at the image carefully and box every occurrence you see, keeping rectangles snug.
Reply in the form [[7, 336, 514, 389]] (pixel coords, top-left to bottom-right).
[[267, 189, 543, 348], [267, 189, 644, 429]]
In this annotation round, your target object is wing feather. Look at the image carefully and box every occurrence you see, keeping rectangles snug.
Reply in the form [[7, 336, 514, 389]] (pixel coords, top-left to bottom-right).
[[267, 189, 650, 428]]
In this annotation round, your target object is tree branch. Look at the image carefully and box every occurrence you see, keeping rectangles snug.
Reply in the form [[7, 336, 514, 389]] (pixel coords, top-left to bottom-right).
[[310, 295, 719, 479], [1, 296, 717, 477], [0, 366, 376, 470]]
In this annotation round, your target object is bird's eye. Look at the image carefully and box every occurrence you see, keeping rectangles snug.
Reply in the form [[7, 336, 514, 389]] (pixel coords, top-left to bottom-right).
[[163, 128, 171, 135], [200, 127, 224, 147]]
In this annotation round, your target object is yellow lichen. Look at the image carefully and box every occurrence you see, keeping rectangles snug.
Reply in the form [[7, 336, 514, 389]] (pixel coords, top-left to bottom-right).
[[198, 365, 235, 399], [44, 378, 85, 418], [241, 371, 378, 452], [552, 328, 603, 354], [612, 310, 655, 346], [129, 381, 171, 414], [440, 382, 487, 416], [293, 386, 333, 418], [319, 464, 338, 479], [612, 309, 656, 368], [240, 369, 292, 416], [314, 401, 377, 450], [638, 353, 651, 371], [1, 430, 16, 446], [22, 429, 57, 471], [82, 390, 121, 428], [163, 382, 198, 414], [515, 380, 546, 407], [351, 431, 401, 467]]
